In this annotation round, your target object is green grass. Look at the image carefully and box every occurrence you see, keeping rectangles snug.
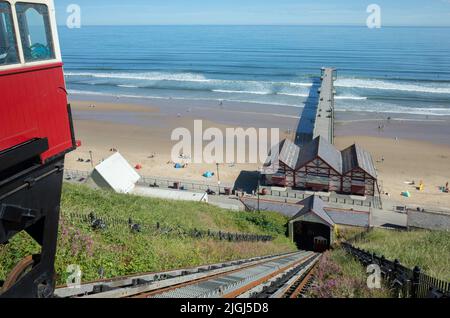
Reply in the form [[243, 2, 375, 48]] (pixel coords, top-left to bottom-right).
[[0, 183, 296, 285], [354, 229, 450, 281], [335, 225, 367, 242], [308, 249, 391, 298]]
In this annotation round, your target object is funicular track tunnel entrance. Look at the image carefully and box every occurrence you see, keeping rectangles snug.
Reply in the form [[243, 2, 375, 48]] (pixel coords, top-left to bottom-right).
[[288, 196, 335, 253], [293, 221, 331, 252]]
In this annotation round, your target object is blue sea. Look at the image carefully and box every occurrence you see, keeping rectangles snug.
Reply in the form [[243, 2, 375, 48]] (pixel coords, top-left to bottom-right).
[[59, 26, 450, 116]]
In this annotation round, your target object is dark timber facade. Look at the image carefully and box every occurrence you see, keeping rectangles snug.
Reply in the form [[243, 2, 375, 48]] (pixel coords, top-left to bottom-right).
[[263, 136, 378, 196]]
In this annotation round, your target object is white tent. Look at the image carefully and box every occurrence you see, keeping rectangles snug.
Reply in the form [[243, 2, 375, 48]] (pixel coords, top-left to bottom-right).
[[91, 152, 140, 194]]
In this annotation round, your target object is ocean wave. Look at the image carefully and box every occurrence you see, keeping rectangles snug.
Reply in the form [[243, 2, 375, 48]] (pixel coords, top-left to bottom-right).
[[276, 93, 309, 98], [117, 84, 139, 88], [68, 89, 450, 116], [335, 95, 368, 100], [279, 92, 367, 100], [338, 106, 450, 116], [67, 89, 302, 107], [65, 71, 210, 82], [65, 71, 314, 89], [212, 89, 271, 95], [336, 78, 450, 94]]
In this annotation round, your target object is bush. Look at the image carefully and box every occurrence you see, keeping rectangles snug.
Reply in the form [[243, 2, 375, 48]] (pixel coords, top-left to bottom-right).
[[309, 249, 391, 298]]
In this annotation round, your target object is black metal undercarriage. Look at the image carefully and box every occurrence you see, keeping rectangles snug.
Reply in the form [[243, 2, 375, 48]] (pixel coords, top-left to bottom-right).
[[0, 138, 69, 298]]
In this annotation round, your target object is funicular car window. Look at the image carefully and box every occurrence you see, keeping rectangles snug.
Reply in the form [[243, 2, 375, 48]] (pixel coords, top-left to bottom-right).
[[0, 1, 20, 65], [16, 2, 55, 62]]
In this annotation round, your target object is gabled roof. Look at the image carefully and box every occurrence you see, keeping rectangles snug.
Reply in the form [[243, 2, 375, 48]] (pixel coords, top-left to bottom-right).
[[291, 195, 335, 226], [341, 144, 377, 178], [263, 140, 285, 167], [279, 139, 301, 170], [263, 138, 300, 171], [295, 136, 342, 173]]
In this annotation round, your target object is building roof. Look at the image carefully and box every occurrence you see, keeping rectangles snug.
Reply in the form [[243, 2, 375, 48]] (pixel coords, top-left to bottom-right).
[[243, 196, 369, 228], [295, 136, 342, 173], [240, 197, 303, 218], [341, 144, 377, 178], [279, 138, 301, 170], [263, 138, 300, 172], [291, 195, 335, 226], [325, 209, 370, 227]]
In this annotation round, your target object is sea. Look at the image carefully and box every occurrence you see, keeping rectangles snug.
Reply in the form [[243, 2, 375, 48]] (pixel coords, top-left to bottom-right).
[[59, 25, 450, 116]]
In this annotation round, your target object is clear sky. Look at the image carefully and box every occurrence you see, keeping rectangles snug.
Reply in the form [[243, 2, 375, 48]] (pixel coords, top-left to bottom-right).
[[55, 0, 450, 27]]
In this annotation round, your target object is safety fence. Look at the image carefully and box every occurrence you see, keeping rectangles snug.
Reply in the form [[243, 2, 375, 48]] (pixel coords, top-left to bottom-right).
[[62, 211, 273, 243], [64, 169, 381, 211], [265, 189, 377, 208], [64, 169, 234, 194], [342, 238, 450, 298]]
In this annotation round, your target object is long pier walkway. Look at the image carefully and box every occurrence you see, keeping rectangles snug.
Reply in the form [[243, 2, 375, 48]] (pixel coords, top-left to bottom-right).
[[295, 67, 336, 146]]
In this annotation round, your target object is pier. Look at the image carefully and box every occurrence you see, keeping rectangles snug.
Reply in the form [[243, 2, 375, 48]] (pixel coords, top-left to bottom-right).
[[295, 67, 336, 146]]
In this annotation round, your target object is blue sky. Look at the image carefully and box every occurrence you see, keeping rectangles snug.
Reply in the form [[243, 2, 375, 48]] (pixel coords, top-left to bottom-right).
[[55, 0, 450, 26]]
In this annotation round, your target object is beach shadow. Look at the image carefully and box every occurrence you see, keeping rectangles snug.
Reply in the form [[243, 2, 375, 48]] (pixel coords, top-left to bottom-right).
[[234, 170, 259, 194]]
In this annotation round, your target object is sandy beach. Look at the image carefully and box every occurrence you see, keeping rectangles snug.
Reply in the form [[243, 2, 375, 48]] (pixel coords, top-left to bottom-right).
[[66, 96, 450, 209]]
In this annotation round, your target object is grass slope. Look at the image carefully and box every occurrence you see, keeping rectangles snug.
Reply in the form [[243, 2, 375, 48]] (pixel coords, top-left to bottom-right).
[[354, 229, 450, 281], [0, 183, 296, 285]]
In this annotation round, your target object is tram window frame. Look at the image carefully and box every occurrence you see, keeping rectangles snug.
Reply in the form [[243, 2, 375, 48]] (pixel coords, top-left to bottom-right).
[[16, 2, 55, 63], [0, 1, 20, 66]]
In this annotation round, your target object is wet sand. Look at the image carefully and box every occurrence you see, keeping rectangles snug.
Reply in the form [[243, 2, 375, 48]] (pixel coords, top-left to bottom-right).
[[66, 96, 450, 209]]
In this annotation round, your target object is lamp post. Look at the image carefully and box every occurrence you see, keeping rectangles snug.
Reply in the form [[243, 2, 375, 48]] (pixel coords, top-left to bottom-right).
[[89, 150, 94, 168], [257, 166, 261, 212], [216, 163, 220, 195]]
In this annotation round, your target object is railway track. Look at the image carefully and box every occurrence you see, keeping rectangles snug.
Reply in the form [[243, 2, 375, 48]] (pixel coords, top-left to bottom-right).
[[55, 251, 321, 299]]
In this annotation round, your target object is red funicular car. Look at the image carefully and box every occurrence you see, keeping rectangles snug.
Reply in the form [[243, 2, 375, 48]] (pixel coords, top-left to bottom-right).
[[0, 0, 75, 298]]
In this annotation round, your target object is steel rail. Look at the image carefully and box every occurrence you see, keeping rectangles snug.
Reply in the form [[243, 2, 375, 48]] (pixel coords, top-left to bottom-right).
[[224, 253, 317, 298], [145, 251, 316, 299], [276, 255, 320, 298], [133, 252, 312, 298], [55, 251, 300, 298]]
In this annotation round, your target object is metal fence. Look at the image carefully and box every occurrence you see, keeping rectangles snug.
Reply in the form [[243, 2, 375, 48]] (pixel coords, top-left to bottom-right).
[[62, 211, 273, 243], [265, 189, 375, 208], [63, 169, 382, 210], [64, 169, 234, 194], [342, 242, 450, 298]]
